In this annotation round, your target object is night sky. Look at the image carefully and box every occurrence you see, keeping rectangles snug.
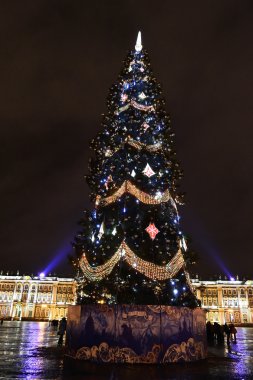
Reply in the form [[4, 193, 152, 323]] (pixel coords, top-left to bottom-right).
[[1, 1, 253, 279]]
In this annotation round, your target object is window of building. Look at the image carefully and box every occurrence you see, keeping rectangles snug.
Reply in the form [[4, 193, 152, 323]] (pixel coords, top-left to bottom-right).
[[228, 289, 232, 296]]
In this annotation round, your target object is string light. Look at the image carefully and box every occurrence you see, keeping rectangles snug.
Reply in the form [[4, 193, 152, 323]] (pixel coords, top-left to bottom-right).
[[115, 99, 155, 115], [97, 180, 172, 207], [79, 241, 185, 282], [102, 137, 162, 159]]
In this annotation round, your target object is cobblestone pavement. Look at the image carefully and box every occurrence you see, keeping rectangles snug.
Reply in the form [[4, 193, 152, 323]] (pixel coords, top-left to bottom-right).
[[0, 321, 253, 379]]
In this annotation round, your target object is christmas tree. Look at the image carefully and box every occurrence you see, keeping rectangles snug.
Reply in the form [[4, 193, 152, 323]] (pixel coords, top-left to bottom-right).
[[73, 32, 198, 307]]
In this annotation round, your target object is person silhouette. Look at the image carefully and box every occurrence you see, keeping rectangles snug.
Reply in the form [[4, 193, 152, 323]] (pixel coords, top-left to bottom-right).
[[57, 317, 67, 346]]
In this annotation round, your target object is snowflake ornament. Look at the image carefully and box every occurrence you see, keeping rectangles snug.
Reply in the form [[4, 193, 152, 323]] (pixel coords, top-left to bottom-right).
[[145, 223, 159, 240], [141, 122, 150, 132], [139, 92, 147, 100], [98, 222, 105, 240], [104, 175, 113, 190], [121, 94, 128, 102], [143, 163, 155, 178]]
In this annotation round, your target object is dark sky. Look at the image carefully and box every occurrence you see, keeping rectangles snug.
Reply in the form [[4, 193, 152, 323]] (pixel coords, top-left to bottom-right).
[[1, 0, 253, 279]]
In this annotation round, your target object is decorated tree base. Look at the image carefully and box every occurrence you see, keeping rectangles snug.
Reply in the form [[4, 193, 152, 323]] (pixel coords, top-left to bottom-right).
[[66, 304, 207, 364]]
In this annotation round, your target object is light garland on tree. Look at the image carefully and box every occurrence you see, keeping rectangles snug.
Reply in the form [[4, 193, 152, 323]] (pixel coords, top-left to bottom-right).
[[103, 138, 162, 160], [183, 269, 194, 293], [97, 180, 172, 207], [127, 138, 161, 152], [79, 240, 185, 282], [131, 100, 155, 112], [115, 99, 155, 115]]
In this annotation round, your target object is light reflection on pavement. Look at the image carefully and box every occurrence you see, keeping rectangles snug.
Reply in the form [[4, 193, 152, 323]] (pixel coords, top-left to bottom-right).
[[0, 321, 62, 379], [0, 322, 252, 379]]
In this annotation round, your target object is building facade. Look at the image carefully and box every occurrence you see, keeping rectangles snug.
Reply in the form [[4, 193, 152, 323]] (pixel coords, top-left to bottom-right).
[[0, 275, 75, 320], [192, 278, 253, 325], [0, 274, 252, 324]]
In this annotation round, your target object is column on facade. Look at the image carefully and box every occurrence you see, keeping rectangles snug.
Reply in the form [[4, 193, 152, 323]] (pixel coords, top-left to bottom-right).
[[217, 286, 224, 324]]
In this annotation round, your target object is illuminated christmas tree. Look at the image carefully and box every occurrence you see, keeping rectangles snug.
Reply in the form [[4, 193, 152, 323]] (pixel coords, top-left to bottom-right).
[[73, 32, 198, 307]]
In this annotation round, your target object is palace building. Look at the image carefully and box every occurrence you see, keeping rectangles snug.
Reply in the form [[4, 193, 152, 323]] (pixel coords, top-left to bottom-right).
[[193, 277, 253, 325], [0, 274, 75, 320], [0, 274, 252, 324]]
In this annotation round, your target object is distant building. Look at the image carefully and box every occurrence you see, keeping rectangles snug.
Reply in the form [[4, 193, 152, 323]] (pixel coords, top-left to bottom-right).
[[0, 274, 252, 324], [0, 274, 75, 320], [193, 277, 253, 325]]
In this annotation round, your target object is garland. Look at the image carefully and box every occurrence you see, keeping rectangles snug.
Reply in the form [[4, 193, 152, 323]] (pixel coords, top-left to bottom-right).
[[97, 180, 171, 207], [115, 100, 155, 115], [104, 138, 162, 158], [79, 241, 185, 282]]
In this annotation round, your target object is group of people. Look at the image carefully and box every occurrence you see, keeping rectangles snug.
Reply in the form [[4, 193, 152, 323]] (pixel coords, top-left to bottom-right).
[[206, 321, 237, 346]]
